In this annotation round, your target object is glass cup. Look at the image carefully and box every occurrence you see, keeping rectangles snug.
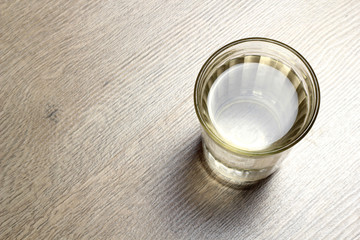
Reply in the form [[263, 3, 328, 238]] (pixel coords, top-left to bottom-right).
[[194, 38, 320, 185]]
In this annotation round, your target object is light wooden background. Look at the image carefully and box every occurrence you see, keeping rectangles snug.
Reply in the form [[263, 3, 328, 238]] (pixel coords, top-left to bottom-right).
[[1, 0, 359, 239]]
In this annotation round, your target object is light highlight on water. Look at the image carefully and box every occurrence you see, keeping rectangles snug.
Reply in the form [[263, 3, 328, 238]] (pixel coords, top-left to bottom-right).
[[207, 62, 298, 151]]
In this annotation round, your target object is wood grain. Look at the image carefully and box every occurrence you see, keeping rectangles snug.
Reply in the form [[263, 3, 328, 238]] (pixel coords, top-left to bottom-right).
[[1, 0, 359, 239]]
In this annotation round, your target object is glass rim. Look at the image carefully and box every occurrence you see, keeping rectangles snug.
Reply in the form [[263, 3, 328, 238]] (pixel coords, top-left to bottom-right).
[[194, 37, 320, 156]]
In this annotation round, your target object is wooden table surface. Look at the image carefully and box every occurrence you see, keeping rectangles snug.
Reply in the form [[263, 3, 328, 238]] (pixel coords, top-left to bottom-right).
[[1, 0, 359, 239]]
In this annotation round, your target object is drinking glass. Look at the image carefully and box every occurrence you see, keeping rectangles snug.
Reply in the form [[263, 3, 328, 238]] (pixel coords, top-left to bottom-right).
[[194, 38, 320, 185]]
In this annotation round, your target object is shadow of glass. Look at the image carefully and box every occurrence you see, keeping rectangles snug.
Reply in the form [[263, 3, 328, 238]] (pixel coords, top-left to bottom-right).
[[157, 135, 275, 237]]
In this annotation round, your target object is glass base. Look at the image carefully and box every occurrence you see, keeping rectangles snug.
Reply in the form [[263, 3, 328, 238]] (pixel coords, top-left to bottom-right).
[[203, 143, 279, 186]]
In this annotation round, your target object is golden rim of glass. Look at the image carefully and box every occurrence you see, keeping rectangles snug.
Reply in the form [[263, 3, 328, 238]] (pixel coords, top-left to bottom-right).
[[194, 37, 320, 156]]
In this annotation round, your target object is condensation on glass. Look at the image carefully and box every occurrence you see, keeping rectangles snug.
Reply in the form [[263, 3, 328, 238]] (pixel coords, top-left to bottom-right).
[[194, 38, 320, 185]]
